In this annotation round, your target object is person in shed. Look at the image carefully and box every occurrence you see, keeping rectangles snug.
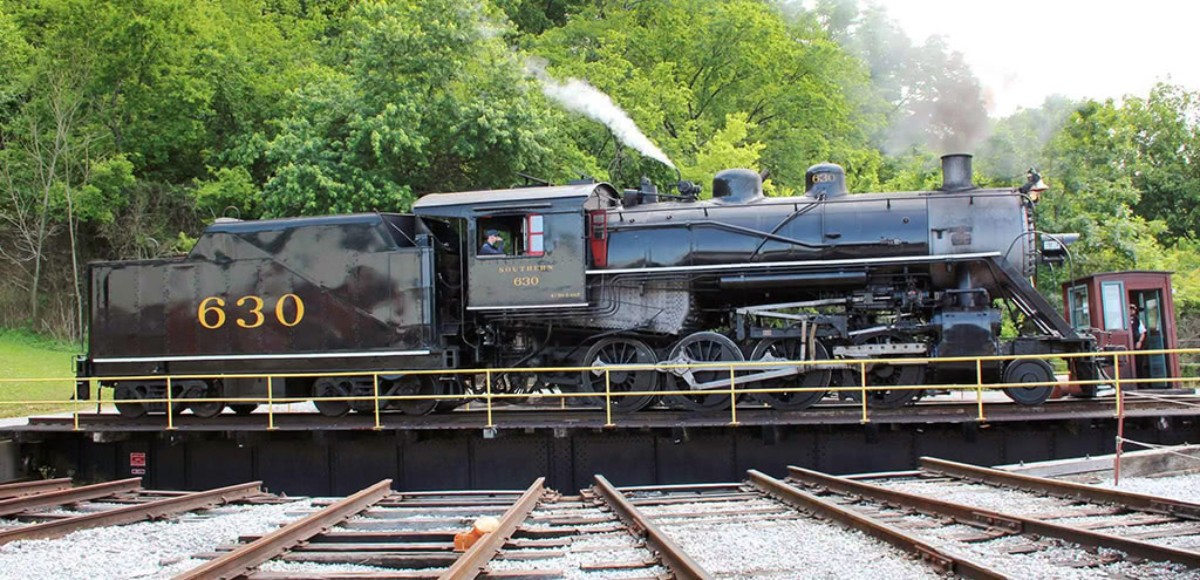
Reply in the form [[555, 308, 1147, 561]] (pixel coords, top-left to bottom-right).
[[480, 229, 506, 255], [1130, 303, 1147, 386]]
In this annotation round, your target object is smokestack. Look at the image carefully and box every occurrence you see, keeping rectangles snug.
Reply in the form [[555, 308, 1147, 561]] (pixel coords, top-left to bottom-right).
[[940, 154, 975, 193]]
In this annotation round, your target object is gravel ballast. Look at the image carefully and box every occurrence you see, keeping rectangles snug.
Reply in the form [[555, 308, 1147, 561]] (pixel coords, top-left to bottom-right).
[[635, 495, 938, 579], [1094, 472, 1200, 503], [0, 501, 311, 580]]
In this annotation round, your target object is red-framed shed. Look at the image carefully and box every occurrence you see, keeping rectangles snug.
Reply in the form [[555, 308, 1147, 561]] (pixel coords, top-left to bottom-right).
[[1061, 270, 1180, 385]]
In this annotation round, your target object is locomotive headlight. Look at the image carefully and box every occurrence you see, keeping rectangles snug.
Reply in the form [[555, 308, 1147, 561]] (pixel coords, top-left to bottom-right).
[[1040, 233, 1080, 263]]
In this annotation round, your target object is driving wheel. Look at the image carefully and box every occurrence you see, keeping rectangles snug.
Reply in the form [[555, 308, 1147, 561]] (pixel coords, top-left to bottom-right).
[[844, 334, 926, 409], [581, 337, 660, 413], [750, 338, 832, 411], [663, 332, 744, 412]]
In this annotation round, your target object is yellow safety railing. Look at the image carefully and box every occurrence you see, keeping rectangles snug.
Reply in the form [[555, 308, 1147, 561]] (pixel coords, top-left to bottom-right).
[[1, 347, 1198, 433]]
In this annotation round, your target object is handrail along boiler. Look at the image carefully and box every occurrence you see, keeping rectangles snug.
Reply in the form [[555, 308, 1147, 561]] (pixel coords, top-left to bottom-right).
[[75, 154, 1103, 417]]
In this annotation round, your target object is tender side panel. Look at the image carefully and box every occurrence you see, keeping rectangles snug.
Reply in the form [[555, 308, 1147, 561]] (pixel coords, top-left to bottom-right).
[[88, 251, 434, 366]]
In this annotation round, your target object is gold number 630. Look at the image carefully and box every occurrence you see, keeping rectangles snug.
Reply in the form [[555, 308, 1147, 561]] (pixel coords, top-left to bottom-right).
[[197, 294, 305, 330]]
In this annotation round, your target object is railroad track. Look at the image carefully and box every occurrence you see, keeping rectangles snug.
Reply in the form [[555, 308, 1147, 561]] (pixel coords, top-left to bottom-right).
[[785, 459, 1200, 578], [3, 461, 1200, 578], [599, 476, 967, 579], [178, 477, 684, 579], [0, 477, 269, 544], [888, 458, 1200, 550]]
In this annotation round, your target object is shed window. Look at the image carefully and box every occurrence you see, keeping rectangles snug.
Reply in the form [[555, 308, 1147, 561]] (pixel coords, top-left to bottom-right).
[[1101, 281, 1125, 330], [1068, 285, 1089, 330]]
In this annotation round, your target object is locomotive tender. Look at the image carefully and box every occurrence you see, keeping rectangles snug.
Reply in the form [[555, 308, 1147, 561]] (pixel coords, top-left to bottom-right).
[[77, 154, 1100, 417]]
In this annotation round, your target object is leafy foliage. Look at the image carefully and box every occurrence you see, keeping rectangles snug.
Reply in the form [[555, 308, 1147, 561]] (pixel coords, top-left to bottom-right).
[[531, 0, 882, 189], [2, 0, 1199, 338], [261, 0, 582, 216], [1125, 84, 1200, 243]]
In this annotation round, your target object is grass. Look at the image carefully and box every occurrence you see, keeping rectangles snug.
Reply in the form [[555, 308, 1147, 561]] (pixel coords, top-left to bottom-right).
[[0, 328, 82, 418]]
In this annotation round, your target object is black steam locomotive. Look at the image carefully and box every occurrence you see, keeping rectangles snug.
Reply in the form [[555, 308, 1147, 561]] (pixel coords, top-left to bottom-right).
[[77, 154, 1101, 417]]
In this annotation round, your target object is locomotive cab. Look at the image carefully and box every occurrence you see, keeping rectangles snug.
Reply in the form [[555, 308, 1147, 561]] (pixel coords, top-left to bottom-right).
[[413, 183, 621, 311]]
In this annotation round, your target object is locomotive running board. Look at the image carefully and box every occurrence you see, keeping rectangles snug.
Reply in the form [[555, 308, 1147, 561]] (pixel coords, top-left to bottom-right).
[[585, 252, 1003, 276]]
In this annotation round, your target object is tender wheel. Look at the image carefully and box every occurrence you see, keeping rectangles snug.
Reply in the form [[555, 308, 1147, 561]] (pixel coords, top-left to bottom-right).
[[663, 332, 744, 412], [1003, 359, 1056, 405], [228, 404, 258, 416], [393, 375, 442, 416], [844, 334, 926, 409], [750, 338, 832, 411], [114, 383, 147, 419], [581, 338, 660, 413], [187, 380, 224, 419], [313, 378, 352, 418]]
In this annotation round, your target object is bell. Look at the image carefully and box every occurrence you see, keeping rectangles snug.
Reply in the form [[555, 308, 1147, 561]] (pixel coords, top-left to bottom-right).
[[1028, 177, 1047, 202]]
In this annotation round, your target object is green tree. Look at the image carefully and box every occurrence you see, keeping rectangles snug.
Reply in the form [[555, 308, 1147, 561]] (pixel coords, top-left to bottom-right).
[[261, 0, 586, 216], [1124, 83, 1200, 242], [0, 6, 29, 118], [975, 95, 1078, 184], [1038, 100, 1166, 284], [493, 0, 588, 35], [531, 0, 882, 191]]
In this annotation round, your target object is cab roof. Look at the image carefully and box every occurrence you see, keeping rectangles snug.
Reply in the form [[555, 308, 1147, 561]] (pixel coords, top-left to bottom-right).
[[412, 183, 619, 218]]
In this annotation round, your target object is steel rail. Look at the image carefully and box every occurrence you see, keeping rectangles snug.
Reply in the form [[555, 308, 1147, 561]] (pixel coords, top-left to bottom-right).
[[438, 477, 546, 580], [175, 479, 392, 580], [0, 481, 261, 545], [0, 477, 142, 517], [919, 456, 1200, 520], [0, 478, 72, 499], [747, 470, 1005, 579], [787, 466, 1200, 568], [592, 475, 713, 580]]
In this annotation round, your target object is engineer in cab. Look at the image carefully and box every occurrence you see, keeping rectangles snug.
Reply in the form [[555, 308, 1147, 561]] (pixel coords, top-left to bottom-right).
[[480, 229, 506, 256]]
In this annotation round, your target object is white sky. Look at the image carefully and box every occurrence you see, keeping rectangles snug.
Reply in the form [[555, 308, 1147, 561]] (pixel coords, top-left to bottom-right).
[[873, 0, 1200, 117]]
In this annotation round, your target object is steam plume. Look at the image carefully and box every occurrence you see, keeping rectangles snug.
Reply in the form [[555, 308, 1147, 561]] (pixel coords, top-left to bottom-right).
[[537, 75, 676, 169]]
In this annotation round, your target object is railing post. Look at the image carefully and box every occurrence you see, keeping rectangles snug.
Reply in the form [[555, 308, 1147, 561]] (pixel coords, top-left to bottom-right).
[[859, 361, 869, 424], [1113, 352, 1124, 486], [372, 374, 381, 431], [729, 367, 739, 426], [485, 370, 494, 428], [604, 368, 613, 428], [1113, 353, 1123, 418], [975, 358, 985, 422], [72, 380, 81, 432], [165, 376, 175, 431], [266, 376, 276, 431]]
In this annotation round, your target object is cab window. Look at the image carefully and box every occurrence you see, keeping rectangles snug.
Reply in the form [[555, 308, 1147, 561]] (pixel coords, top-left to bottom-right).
[[477, 213, 546, 258], [526, 214, 545, 256]]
